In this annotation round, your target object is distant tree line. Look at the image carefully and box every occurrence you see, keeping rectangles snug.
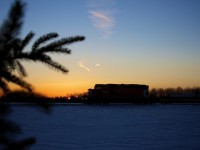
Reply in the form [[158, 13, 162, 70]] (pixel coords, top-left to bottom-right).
[[149, 87, 200, 98]]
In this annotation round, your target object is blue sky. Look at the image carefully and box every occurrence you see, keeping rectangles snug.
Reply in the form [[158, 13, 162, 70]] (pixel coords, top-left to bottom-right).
[[1, 0, 200, 96]]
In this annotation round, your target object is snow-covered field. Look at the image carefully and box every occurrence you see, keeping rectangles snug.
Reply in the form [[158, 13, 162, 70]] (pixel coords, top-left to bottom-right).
[[10, 104, 200, 150]]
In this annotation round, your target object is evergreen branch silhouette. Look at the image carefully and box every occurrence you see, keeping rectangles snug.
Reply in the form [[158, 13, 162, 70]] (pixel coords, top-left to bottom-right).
[[2, 71, 32, 92], [32, 32, 59, 51], [37, 47, 71, 54], [15, 53, 68, 73], [37, 36, 85, 52], [0, 0, 85, 93], [16, 60, 27, 77], [0, 78, 10, 93], [41, 58, 69, 73], [5, 137, 36, 150], [21, 31, 35, 50], [0, 0, 86, 149], [31, 54, 68, 73], [0, 0, 24, 43]]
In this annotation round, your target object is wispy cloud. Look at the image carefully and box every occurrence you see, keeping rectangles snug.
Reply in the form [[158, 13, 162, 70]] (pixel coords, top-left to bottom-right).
[[89, 11, 114, 29], [88, 0, 116, 38], [78, 61, 91, 72], [95, 64, 100, 67]]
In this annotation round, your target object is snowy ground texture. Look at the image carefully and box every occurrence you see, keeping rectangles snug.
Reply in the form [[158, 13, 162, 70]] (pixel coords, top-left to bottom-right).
[[10, 104, 200, 150]]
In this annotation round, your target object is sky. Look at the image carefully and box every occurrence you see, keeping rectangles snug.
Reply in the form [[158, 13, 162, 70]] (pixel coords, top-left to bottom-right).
[[1, 0, 200, 97]]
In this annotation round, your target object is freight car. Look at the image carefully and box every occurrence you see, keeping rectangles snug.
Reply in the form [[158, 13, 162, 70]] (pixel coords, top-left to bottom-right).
[[87, 84, 149, 103]]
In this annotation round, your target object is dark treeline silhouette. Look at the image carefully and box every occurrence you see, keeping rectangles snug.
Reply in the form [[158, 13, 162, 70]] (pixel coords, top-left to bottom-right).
[[2, 86, 200, 105], [149, 87, 200, 98], [2, 87, 200, 104], [0, 0, 85, 149]]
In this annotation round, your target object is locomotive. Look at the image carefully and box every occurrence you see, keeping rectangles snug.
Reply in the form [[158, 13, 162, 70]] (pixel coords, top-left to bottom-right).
[[87, 84, 149, 103]]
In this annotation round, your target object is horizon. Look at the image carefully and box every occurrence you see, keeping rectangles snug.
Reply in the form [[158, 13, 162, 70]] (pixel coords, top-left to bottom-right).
[[1, 0, 200, 97]]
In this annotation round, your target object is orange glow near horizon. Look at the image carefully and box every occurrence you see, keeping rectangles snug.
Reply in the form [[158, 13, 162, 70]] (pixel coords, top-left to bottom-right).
[[3, 0, 200, 97], [29, 83, 200, 98], [35, 85, 89, 97], [7, 58, 200, 98], [10, 76, 200, 98], [9, 59, 200, 98]]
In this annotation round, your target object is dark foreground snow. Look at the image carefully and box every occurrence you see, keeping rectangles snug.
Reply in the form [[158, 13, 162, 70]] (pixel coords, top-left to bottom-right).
[[10, 104, 200, 150]]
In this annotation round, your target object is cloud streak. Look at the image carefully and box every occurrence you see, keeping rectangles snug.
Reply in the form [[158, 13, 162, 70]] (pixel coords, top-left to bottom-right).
[[95, 64, 100, 67], [78, 61, 91, 72], [89, 11, 114, 38], [88, 0, 115, 38], [89, 11, 114, 29]]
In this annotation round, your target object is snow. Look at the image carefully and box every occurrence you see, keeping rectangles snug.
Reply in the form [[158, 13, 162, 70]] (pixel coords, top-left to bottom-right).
[[9, 104, 200, 150]]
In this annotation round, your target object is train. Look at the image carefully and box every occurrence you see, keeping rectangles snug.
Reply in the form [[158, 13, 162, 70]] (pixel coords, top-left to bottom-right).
[[87, 84, 149, 103]]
